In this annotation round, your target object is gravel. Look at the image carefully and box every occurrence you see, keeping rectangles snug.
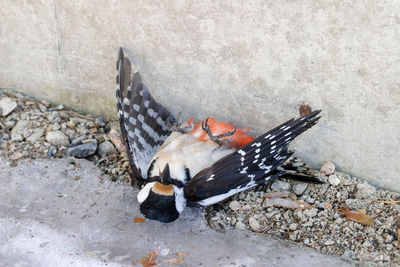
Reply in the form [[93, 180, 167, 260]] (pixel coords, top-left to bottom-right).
[[1, 89, 399, 266]]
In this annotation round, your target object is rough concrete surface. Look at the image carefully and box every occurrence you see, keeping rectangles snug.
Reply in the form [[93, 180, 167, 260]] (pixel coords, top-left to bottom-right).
[[0, 158, 351, 267], [0, 2, 399, 189]]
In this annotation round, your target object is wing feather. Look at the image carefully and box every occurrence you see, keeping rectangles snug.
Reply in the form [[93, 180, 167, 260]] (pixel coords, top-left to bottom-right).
[[116, 47, 174, 179]]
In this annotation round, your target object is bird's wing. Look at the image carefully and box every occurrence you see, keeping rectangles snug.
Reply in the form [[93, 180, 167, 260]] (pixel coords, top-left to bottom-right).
[[183, 110, 321, 205], [116, 47, 174, 179]]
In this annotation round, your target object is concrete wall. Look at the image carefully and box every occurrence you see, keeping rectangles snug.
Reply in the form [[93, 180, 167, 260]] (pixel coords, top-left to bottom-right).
[[1, 1, 399, 190]]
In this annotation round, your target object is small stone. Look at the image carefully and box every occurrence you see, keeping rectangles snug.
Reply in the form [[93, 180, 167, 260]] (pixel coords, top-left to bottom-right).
[[328, 175, 340, 186], [66, 140, 97, 158], [271, 180, 291, 191], [289, 223, 298, 231], [45, 131, 70, 147], [71, 135, 87, 146], [292, 183, 308, 196], [38, 104, 47, 112], [289, 234, 297, 241], [109, 129, 125, 153], [0, 97, 18, 116], [304, 208, 318, 218], [11, 120, 28, 141], [334, 218, 343, 224], [248, 217, 261, 231], [324, 240, 335, 245], [10, 152, 24, 161], [229, 200, 241, 211], [95, 117, 106, 127], [53, 123, 61, 131], [98, 141, 117, 156], [320, 161, 335, 175], [26, 128, 44, 143], [235, 221, 246, 230], [67, 120, 76, 129], [341, 250, 353, 261], [355, 181, 377, 199]]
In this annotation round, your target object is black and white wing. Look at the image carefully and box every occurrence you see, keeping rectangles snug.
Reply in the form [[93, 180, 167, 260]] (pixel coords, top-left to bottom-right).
[[116, 47, 174, 180], [183, 110, 321, 205]]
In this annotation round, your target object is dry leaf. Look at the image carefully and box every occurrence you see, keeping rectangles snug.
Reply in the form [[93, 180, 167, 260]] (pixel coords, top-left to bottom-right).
[[175, 252, 189, 257], [394, 258, 400, 263], [397, 229, 400, 239], [299, 104, 312, 116], [263, 197, 313, 210], [338, 208, 375, 226], [264, 192, 290, 199], [133, 248, 158, 267], [162, 257, 185, 264], [376, 200, 400, 204], [134, 217, 146, 223]]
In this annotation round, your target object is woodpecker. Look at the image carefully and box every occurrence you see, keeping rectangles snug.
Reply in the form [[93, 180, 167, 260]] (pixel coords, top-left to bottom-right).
[[116, 48, 323, 223]]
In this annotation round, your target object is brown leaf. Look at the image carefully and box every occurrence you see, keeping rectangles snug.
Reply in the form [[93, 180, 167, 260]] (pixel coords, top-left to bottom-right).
[[299, 104, 312, 116], [134, 217, 146, 223], [133, 248, 158, 267], [163, 257, 185, 264], [264, 192, 290, 199], [263, 197, 313, 210], [338, 208, 375, 226], [175, 252, 189, 257], [397, 229, 400, 239], [376, 200, 400, 204]]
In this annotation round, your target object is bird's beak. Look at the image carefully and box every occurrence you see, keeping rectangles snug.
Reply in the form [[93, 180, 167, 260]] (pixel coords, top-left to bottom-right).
[[160, 164, 171, 183]]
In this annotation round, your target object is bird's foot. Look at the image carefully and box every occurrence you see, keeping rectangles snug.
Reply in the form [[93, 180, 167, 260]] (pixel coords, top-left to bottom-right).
[[167, 113, 192, 133], [202, 117, 236, 146]]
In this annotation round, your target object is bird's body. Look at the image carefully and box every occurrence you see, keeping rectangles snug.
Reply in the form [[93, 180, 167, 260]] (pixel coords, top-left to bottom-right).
[[116, 48, 323, 223]]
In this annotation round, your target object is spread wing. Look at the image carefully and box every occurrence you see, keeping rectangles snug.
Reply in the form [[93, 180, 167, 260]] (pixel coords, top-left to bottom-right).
[[116, 47, 174, 179], [184, 110, 321, 205]]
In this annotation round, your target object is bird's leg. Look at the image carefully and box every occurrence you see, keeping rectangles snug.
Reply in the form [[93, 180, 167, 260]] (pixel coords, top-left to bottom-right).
[[202, 117, 236, 146], [167, 113, 193, 133]]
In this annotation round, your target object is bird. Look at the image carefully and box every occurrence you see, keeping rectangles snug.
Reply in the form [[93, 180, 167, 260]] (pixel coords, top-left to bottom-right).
[[116, 47, 323, 223]]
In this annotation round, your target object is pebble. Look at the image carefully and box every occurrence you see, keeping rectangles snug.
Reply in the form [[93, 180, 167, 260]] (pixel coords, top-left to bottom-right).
[[229, 200, 241, 211], [248, 217, 261, 231], [71, 135, 87, 146], [109, 129, 125, 153], [355, 181, 377, 199], [0, 97, 18, 116], [303, 208, 318, 218], [235, 221, 246, 230], [11, 120, 28, 141], [320, 161, 335, 175], [95, 117, 106, 127], [292, 183, 308, 196], [38, 104, 47, 112], [26, 128, 44, 143], [324, 240, 335, 246], [97, 141, 117, 156], [328, 175, 341, 186], [46, 131, 70, 147], [289, 223, 298, 231], [66, 140, 97, 158], [271, 180, 291, 191]]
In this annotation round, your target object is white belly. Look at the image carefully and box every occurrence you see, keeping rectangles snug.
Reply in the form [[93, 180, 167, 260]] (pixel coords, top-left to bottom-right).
[[148, 132, 234, 182]]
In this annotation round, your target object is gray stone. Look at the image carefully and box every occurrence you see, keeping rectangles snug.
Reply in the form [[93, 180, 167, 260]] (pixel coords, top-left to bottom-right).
[[292, 183, 308, 196], [97, 141, 116, 156], [229, 200, 241, 211], [304, 208, 318, 218], [355, 181, 377, 199], [235, 221, 246, 230], [0, 97, 17, 116], [66, 140, 97, 158], [320, 161, 335, 175], [71, 135, 87, 146], [11, 120, 28, 141], [328, 175, 341, 186], [95, 117, 106, 127], [248, 217, 261, 231], [45, 131, 70, 147], [26, 128, 45, 143], [289, 223, 298, 231], [271, 180, 291, 191]]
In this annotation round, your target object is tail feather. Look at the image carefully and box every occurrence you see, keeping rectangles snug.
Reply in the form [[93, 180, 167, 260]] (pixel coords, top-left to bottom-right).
[[277, 156, 324, 183]]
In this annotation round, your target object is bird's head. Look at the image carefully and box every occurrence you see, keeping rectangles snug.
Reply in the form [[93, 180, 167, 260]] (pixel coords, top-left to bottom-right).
[[137, 164, 186, 223]]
